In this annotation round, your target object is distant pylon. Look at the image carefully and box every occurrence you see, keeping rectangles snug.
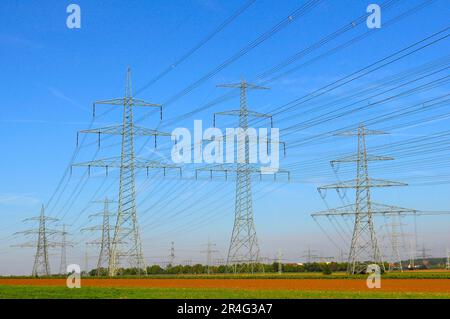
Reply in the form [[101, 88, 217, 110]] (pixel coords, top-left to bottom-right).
[[81, 198, 115, 276], [58, 224, 73, 275], [420, 244, 432, 267], [300, 246, 319, 263], [277, 251, 283, 274], [72, 68, 180, 276], [201, 238, 218, 274], [169, 241, 175, 265], [386, 215, 404, 272], [13, 205, 60, 276], [34, 206, 52, 276], [409, 240, 416, 270], [446, 248, 450, 270]]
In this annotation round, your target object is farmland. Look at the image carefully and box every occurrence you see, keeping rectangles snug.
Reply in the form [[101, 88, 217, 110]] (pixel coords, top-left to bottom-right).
[[0, 271, 449, 299]]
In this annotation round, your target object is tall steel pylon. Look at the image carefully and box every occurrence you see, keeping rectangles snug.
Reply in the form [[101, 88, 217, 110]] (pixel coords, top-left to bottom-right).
[[73, 68, 180, 276], [13, 205, 60, 276], [196, 80, 289, 273], [313, 123, 409, 274]]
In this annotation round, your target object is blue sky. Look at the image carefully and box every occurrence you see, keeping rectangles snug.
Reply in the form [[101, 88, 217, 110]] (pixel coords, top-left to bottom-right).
[[0, 0, 449, 274]]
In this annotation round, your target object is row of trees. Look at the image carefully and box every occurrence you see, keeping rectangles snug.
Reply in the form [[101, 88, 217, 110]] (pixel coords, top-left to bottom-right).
[[86, 262, 350, 276]]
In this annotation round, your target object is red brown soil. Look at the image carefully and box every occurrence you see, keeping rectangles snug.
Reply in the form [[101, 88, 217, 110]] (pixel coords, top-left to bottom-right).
[[0, 278, 449, 292]]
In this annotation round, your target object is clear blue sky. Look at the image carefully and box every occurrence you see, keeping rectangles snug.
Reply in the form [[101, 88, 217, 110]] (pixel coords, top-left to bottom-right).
[[0, 0, 449, 274]]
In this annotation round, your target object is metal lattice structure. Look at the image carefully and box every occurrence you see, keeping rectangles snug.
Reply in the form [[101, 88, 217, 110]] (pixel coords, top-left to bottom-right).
[[58, 224, 73, 275], [385, 215, 405, 272], [311, 124, 450, 273], [313, 124, 407, 274], [73, 68, 180, 276], [201, 238, 219, 274], [81, 198, 116, 276], [196, 80, 289, 273], [13, 205, 60, 276], [446, 248, 450, 270], [169, 241, 175, 266]]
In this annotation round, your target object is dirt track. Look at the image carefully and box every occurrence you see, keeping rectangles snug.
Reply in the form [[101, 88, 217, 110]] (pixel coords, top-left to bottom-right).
[[0, 278, 449, 292]]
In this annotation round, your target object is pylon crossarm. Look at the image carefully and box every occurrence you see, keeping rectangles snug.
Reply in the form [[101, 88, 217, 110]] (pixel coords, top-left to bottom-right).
[[79, 125, 170, 137], [214, 110, 273, 127], [88, 212, 116, 219], [93, 98, 162, 118], [311, 202, 444, 217], [72, 157, 181, 176], [10, 242, 36, 248], [318, 178, 408, 190], [81, 226, 104, 232], [331, 154, 394, 164], [335, 128, 388, 136], [22, 216, 59, 222], [77, 125, 170, 148], [195, 164, 290, 181], [217, 83, 269, 90], [14, 229, 61, 236]]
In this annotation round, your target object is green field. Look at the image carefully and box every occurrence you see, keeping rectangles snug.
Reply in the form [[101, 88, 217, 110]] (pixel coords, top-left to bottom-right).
[[0, 285, 449, 299]]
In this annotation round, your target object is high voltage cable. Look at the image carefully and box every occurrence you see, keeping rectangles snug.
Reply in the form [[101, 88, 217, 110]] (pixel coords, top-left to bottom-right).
[[134, 0, 257, 96], [159, 0, 322, 108]]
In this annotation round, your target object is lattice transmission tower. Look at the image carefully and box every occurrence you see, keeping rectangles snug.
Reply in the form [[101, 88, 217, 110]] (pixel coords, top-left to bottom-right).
[[58, 224, 73, 275], [72, 68, 180, 276], [13, 205, 61, 276], [169, 241, 175, 266], [201, 238, 219, 274], [312, 123, 409, 274], [81, 198, 116, 276], [196, 80, 289, 273], [446, 248, 450, 270], [384, 215, 405, 272]]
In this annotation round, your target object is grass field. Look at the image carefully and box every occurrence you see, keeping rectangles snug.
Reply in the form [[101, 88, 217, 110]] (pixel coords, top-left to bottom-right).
[[1, 271, 449, 299], [0, 285, 449, 299]]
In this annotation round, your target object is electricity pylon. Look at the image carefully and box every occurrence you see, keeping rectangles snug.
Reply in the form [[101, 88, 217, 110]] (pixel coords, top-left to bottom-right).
[[312, 123, 410, 274], [58, 224, 73, 275], [13, 205, 60, 276], [201, 238, 219, 274], [277, 251, 283, 274], [385, 215, 405, 272], [408, 240, 417, 270], [420, 244, 432, 267], [196, 80, 289, 273], [72, 68, 180, 276], [169, 241, 175, 266], [300, 246, 319, 263], [81, 198, 116, 276], [446, 248, 450, 270]]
